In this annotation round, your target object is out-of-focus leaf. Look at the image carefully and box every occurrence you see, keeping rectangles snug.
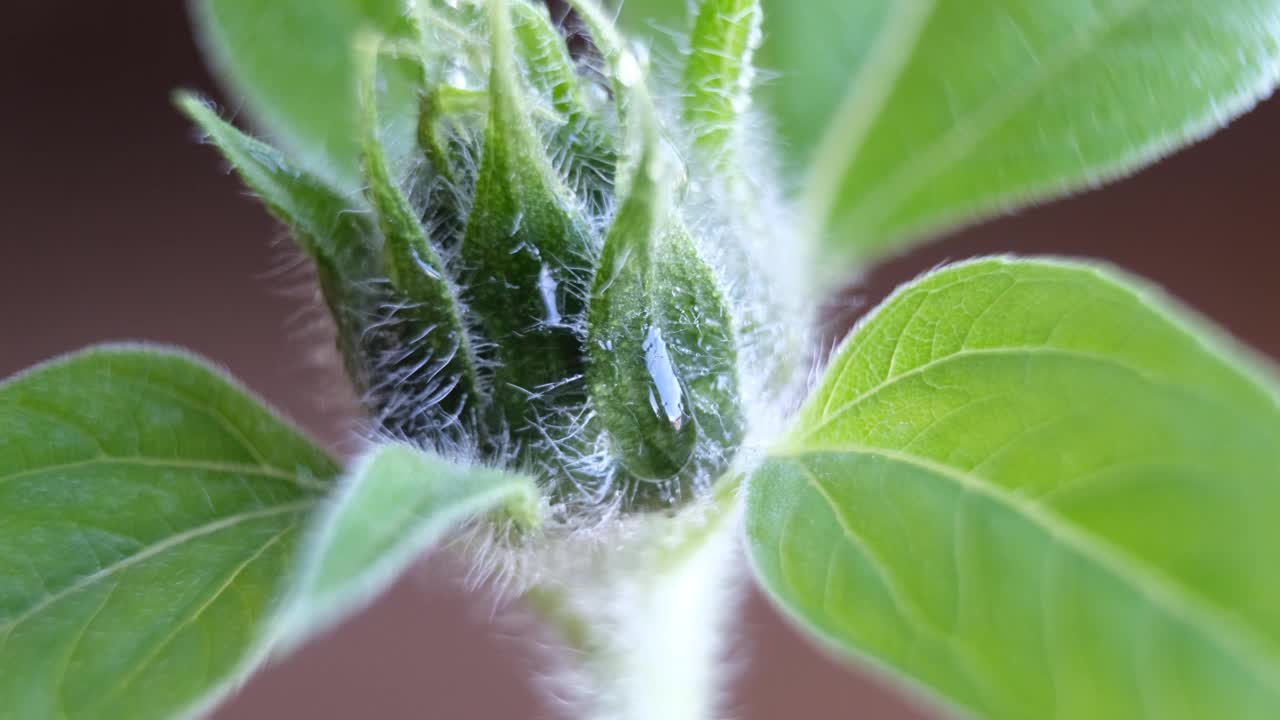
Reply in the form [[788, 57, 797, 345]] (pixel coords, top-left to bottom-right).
[[622, 1, 1280, 275], [192, 0, 417, 190], [277, 443, 539, 648]]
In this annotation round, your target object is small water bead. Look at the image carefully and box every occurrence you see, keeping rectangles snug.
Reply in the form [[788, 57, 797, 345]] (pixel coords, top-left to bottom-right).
[[409, 247, 443, 280], [610, 324, 697, 482], [643, 325, 686, 430], [616, 50, 644, 88], [538, 264, 562, 326], [445, 64, 474, 91]]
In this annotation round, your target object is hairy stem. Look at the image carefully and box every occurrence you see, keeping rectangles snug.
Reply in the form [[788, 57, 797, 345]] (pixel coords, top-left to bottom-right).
[[528, 484, 744, 720]]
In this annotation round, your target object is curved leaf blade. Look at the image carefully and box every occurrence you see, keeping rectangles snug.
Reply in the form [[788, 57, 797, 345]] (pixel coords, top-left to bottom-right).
[[748, 258, 1280, 718], [622, 1, 1280, 273], [805, 1, 1280, 268], [0, 346, 337, 720], [276, 443, 540, 648], [191, 0, 416, 190]]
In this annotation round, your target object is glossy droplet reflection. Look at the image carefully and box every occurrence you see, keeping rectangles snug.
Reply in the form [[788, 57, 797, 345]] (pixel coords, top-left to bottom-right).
[[643, 325, 685, 429], [616, 324, 697, 482], [538, 264, 562, 325]]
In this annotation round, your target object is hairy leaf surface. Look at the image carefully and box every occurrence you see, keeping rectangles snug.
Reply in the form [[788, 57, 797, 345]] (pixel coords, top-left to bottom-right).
[[277, 444, 540, 648], [748, 258, 1280, 718], [193, 0, 416, 189], [623, 0, 1280, 273], [0, 347, 337, 720]]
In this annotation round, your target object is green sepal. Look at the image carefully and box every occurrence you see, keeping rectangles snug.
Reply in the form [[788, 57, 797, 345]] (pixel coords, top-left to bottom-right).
[[460, 0, 595, 443], [418, 84, 487, 189], [177, 93, 389, 389], [175, 92, 373, 270], [356, 40, 482, 428], [586, 57, 743, 503], [681, 0, 762, 164], [510, 0, 617, 209]]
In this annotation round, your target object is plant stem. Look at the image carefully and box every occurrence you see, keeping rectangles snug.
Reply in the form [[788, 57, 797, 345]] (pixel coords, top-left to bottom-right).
[[527, 484, 743, 720]]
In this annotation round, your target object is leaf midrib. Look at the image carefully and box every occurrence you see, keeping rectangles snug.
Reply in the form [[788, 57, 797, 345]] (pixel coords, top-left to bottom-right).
[[0, 456, 323, 490], [800, 344, 1274, 443], [841, 0, 1152, 236], [0, 500, 314, 638], [805, 0, 938, 228], [772, 444, 1280, 692]]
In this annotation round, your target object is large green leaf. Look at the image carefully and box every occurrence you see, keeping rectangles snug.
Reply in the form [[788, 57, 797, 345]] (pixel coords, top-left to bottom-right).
[[191, 0, 416, 190], [0, 346, 337, 720], [276, 443, 540, 648], [623, 1, 1280, 273], [747, 258, 1280, 718]]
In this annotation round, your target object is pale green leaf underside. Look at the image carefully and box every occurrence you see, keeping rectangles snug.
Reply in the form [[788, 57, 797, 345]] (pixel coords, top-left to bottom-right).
[[277, 444, 540, 648], [622, 0, 1280, 274], [806, 0, 1280, 268], [0, 346, 337, 720], [748, 258, 1280, 718], [192, 0, 415, 190]]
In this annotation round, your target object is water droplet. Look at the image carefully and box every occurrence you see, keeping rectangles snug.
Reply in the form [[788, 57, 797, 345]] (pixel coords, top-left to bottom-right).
[[586, 82, 609, 105], [446, 66, 470, 90], [643, 325, 687, 431], [411, 248, 442, 280], [538, 264, 562, 326], [616, 51, 643, 88]]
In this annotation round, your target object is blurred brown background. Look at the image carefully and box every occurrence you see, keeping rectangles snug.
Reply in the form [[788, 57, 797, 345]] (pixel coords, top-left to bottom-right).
[[2, 3, 1277, 719]]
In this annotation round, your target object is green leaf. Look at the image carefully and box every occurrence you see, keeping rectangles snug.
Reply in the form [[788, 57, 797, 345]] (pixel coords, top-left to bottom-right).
[[805, 1, 1280, 269], [0, 346, 337, 720], [681, 0, 763, 164], [276, 443, 540, 649], [623, 1, 1280, 273], [191, 0, 416, 190], [747, 258, 1280, 718]]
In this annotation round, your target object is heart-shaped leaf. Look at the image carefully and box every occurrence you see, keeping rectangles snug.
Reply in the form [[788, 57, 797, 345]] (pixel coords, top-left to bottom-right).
[[0, 346, 337, 720], [748, 258, 1280, 718], [276, 443, 540, 648]]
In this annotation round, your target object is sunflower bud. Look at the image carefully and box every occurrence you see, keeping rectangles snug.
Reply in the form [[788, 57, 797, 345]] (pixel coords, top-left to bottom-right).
[[181, 0, 809, 514]]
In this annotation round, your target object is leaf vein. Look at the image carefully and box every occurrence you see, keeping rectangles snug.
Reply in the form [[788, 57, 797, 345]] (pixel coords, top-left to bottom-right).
[[0, 501, 312, 636]]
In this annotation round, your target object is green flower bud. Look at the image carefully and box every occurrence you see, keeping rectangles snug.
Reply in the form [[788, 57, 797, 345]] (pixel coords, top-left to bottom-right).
[[181, 0, 811, 515]]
